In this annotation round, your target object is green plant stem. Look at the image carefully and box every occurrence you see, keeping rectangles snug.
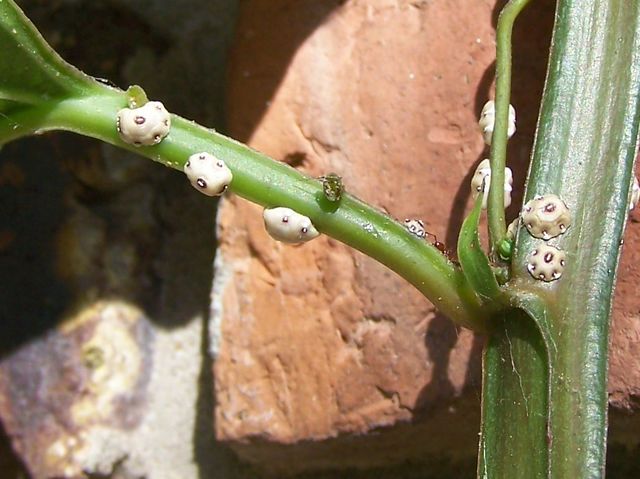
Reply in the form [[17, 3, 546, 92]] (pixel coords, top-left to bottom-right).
[[0, 91, 486, 330], [479, 308, 549, 479], [457, 193, 502, 303], [0, 0, 490, 329], [488, 0, 532, 252]]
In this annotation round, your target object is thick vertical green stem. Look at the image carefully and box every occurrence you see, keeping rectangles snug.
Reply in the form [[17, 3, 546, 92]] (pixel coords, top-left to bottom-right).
[[488, 0, 532, 251], [480, 0, 640, 477], [479, 309, 549, 479]]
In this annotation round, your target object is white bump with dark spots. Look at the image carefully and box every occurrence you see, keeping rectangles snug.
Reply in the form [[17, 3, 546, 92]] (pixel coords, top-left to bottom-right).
[[404, 219, 426, 238], [521, 194, 571, 240], [526, 244, 566, 282], [116, 101, 171, 146], [263, 207, 319, 244], [184, 152, 233, 196]]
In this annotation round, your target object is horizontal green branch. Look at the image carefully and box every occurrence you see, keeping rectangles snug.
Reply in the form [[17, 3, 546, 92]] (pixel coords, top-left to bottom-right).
[[0, 89, 486, 329]]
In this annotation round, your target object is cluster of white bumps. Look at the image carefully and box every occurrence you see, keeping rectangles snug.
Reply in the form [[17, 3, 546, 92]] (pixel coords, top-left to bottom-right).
[[478, 100, 516, 146], [524, 173, 638, 279], [470, 101, 516, 212], [470, 159, 513, 209], [114, 97, 321, 246], [474, 100, 572, 282], [518, 194, 571, 282]]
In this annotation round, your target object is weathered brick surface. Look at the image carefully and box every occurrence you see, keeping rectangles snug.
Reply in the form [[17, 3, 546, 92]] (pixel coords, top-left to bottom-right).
[[216, 0, 502, 470]]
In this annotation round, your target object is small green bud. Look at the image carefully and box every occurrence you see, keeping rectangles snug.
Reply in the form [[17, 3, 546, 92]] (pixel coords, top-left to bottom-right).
[[497, 238, 514, 261], [126, 85, 149, 109]]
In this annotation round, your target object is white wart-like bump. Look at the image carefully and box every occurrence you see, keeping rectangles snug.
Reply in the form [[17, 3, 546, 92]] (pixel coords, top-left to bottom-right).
[[527, 244, 566, 282], [404, 219, 426, 238], [521, 194, 571, 240], [470, 159, 513, 209], [184, 152, 232, 196], [116, 101, 171, 146], [478, 100, 516, 146], [263, 207, 319, 244]]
